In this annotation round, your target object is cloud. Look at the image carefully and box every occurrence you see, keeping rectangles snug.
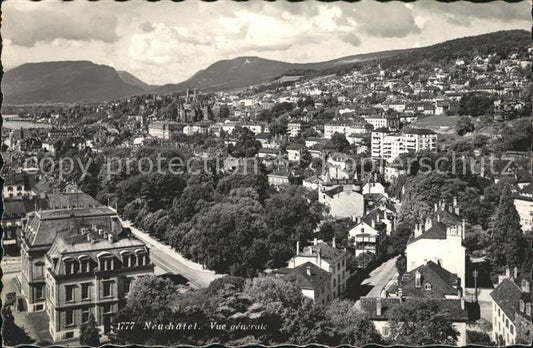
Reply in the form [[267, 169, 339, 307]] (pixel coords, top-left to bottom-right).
[[3, 8, 119, 47], [338, 2, 420, 38], [415, 1, 531, 27], [341, 33, 361, 47]]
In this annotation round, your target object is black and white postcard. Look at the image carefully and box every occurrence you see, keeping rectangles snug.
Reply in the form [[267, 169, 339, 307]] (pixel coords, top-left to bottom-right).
[[1, 0, 532, 347]]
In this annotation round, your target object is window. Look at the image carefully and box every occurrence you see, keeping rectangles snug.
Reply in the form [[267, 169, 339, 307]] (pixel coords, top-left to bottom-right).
[[505, 318, 509, 329], [137, 253, 147, 266], [66, 310, 74, 326], [527, 303, 532, 316], [510, 324, 514, 335], [81, 283, 90, 300], [103, 303, 112, 313], [520, 300, 525, 312], [64, 260, 76, 275], [100, 257, 113, 271], [80, 258, 90, 273], [65, 285, 74, 302], [81, 307, 90, 323], [17, 186, 22, 191], [7, 186, 13, 191], [123, 254, 136, 268], [103, 281, 112, 297], [35, 285, 44, 300], [125, 278, 132, 294], [35, 262, 44, 278], [424, 283, 432, 291]]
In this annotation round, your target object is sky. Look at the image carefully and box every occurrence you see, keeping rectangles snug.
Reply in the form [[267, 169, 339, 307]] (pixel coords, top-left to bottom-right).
[[1, 0, 531, 85]]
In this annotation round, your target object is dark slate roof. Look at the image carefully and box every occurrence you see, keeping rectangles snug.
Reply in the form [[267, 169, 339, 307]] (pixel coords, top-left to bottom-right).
[[286, 262, 330, 290], [436, 207, 463, 226], [407, 218, 448, 244], [359, 296, 469, 322], [402, 128, 437, 135], [300, 242, 347, 264], [3, 198, 49, 219], [25, 207, 118, 247], [396, 261, 459, 298], [490, 279, 522, 320], [286, 143, 305, 150], [46, 192, 103, 210]]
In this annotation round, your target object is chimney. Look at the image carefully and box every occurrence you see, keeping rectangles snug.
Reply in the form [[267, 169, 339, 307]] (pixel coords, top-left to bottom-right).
[[461, 297, 465, 310], [522, 279, 531, 293], [332, 237, 336, 249], [514, 266, 518, 280], [306, 265, 311, 276], [434, 202, 438, 212], [425, 217, 432, 230], [371, 219, 376, 228], [314, 237, 318, 246], [437, 214, 441, 222], [506, 267, 511, 279], [461, 219, 466, 240], [376, 297, 382, 316], [317, 249, 321, 266], [296, 241, 300, 255]]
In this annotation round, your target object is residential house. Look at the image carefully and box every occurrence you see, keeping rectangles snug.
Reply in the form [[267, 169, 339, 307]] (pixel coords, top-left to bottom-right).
[[287, 239, 349, 301], [405, 203, 466, 289], [490, 268, 533, 345]]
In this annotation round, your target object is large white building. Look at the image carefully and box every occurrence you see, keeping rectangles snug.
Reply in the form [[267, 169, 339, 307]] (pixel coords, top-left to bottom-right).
[[324, 122, 369, 139], [514, 185, 533, 233], [405, 203, 466, 289], [371, 128, 437, 162]]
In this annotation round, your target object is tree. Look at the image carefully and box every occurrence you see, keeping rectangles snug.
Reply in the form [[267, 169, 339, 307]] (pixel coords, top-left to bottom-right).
[[395, 252, 407, 276], [1, 306, 33, 346], [456, 116, 475, 136], [229, 127, 262, 158], [264, 187, 325, 268], [388, 299, 458, 345], [458, 94, 494, 117], [325, 300, 382, 345], [115, 276, 179, 344], [79, 314, 100, 346], [489, 184, 526, 270], [300, 148, 312, 168], [328, 132, 351, 153], [176, 193, 270, 276]]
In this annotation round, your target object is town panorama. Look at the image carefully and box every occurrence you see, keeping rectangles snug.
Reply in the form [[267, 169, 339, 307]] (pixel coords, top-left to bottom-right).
[[1, 1, 532, 347]]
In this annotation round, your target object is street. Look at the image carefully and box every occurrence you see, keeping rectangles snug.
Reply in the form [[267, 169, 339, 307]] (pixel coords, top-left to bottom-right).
[[363, 256, 399, 298], [347, 256, 398, 302], [121, 219, 225, 288]]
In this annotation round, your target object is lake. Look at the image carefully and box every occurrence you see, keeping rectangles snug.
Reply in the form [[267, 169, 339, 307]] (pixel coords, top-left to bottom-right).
[[2, 120, 53, 129]]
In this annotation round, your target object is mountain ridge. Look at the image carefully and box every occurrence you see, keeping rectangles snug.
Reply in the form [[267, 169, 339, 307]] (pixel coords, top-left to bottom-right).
[[2, 29, 529, 105]]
